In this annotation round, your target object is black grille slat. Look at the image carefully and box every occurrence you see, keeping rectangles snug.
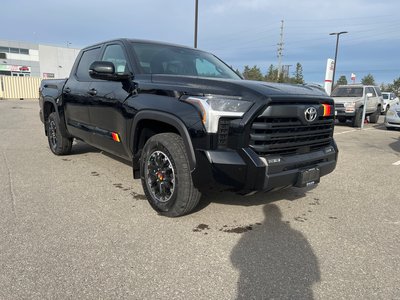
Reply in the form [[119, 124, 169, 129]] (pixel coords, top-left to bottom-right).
[[250, 127, 332, 141], [249, 104, 334, 156], [252, 136, 332, 152]]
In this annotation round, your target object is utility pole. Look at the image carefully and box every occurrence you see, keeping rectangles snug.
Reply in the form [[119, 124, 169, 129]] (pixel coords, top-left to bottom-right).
[[329, 31, 348, 92], [194, 0, 199, 48], [282, 64, 292, 78], [277, 20, 284, 78]]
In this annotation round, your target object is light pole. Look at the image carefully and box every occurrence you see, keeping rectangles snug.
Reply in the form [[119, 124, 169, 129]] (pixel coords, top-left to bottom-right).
[[194, 0, 198, 48], [329, 31, 348, 92]]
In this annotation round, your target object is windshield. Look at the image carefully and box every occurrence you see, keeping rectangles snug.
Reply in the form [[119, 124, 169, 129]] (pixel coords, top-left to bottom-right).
[[130, 42, 241, 80], [331, 87, 363, 97], [382, 93, 389, 100]]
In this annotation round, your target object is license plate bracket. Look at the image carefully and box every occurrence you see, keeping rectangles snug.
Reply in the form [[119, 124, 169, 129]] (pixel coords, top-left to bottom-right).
[[295, 167, 320, 187]]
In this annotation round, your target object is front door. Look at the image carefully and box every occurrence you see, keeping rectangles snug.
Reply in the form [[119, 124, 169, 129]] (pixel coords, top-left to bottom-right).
[[366, 87, 378, 113], [87, 43, 132, 159]]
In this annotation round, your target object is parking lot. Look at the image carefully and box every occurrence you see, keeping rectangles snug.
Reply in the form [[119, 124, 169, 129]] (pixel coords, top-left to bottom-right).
[[0, 99, 399, 299]]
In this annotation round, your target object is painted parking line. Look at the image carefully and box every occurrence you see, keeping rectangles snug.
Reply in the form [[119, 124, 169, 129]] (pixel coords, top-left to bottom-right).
[[334, 127, 382, 135], [334, 129, 358, 135], [392, 160, 400, 166]]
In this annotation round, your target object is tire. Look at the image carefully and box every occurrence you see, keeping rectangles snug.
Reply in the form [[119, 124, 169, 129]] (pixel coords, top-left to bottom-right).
[[140, 133, 201, 217], [369, 107, 380, 123], [46, 112, 73, 155], [351, 109, 363, 128], [337, 117, 346, 123]]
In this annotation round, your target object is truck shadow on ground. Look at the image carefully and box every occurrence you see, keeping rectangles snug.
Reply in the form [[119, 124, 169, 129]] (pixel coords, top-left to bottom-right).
[[195, 186, 314, 212], [389, 137, 400, 153], [231, 204, 320, 299], [71, 141, 101, 155]]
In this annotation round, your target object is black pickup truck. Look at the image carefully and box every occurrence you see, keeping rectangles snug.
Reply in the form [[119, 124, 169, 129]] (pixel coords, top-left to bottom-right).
[[39, 38, 338, 217]]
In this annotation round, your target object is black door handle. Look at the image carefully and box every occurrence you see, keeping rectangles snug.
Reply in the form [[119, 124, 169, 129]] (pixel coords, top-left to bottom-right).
[[87, 88, 97, 96], [64, 87, 71, 94]]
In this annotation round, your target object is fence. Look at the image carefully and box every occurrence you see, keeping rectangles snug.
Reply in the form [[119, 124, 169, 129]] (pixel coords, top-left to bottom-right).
[[0, 76, 41, 100]]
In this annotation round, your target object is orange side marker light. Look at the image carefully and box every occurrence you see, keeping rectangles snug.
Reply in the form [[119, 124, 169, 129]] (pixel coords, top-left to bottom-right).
[[111, 132, 121, 142]]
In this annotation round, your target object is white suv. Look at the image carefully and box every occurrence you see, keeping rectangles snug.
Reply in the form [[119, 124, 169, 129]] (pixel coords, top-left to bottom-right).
[[381, 92, 399, 113], [332, 85, 383, 127]]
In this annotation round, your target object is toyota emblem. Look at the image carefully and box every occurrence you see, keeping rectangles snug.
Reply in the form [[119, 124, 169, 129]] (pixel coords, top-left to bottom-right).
[[304, 107, 317, 122]]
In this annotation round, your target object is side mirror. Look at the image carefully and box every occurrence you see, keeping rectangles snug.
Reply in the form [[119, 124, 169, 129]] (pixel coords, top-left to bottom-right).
[[89, 61, 131, 81], [366, 93, 373, 98]]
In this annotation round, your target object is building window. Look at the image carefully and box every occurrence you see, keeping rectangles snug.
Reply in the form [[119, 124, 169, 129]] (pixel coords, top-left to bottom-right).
[[0, 47, 30, 55], [19, 48, 29, 55]]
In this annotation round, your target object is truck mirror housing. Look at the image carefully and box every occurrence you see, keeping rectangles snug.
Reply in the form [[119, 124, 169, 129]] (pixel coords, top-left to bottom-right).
[[89, 61, 131, 81]]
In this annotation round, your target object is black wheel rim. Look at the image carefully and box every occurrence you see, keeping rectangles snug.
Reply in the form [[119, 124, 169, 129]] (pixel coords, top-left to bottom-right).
[[146, 150, 175, 202], [48, 120, 57, 150]]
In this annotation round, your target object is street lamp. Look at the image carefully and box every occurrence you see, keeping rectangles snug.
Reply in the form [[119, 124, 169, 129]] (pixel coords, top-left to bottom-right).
[[329, 31, 348, 92], [194, 0, 199, 48]]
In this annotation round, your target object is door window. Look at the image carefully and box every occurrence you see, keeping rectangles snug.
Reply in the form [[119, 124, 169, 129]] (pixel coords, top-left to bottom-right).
[[367, 87, 376, 97], [76, 47, 101, 81], [102, 44, 128, 74]]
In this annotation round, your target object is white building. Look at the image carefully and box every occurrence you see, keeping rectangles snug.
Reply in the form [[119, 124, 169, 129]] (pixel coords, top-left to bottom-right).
[[0, 39, 80, 78]]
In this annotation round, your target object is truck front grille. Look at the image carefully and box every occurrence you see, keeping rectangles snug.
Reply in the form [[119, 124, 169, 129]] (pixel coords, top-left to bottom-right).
[[249, 114, 334, 156]]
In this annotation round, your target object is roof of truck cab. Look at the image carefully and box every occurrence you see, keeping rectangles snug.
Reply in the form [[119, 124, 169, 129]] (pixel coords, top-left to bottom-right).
[[81, 38, 203, 52]]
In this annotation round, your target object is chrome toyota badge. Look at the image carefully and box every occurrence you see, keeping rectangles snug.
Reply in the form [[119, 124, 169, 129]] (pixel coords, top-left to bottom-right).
[[304, 107, 317, 122]]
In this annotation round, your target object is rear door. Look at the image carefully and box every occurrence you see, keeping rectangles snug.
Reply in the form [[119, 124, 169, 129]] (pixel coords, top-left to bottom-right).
[[63, 46, 102, 142], [87, 42, 132, 159]]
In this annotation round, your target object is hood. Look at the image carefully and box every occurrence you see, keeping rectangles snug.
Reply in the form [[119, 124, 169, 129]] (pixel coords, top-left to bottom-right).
[[144, 75, 332, 104]]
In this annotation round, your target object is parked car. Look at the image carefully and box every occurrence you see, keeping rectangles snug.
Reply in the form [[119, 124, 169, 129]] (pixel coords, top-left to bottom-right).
[[381, 92, 399, 113], [384, 103, 400, 130], [331, 85, 383, 127]]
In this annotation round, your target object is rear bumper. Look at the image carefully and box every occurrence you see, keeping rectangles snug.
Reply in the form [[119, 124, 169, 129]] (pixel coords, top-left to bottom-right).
[[192, 142, 338, 193]]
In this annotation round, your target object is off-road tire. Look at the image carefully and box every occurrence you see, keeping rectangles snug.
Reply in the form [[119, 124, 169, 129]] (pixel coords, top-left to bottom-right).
[[46, 112, 72, 155], [140, 133, 201, 217], [351, 108, 363, 128], [369, 107, 380, 123]]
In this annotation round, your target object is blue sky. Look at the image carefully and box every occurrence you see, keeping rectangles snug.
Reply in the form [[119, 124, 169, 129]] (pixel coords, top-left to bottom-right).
[[2, 0, 399, 84]]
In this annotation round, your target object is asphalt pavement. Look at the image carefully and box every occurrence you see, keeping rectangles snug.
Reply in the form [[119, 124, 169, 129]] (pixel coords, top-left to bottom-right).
[[0, 99, 399, 299]]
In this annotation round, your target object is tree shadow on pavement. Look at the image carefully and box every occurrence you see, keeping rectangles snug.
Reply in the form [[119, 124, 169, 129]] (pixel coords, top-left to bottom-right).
[[231, 204, 320, 299]]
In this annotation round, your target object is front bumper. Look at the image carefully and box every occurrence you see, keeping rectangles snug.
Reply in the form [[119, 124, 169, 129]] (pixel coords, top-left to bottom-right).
[[192, 143, 338, 193], [335, 108, 355, 117], [385, 115, 400, 128]]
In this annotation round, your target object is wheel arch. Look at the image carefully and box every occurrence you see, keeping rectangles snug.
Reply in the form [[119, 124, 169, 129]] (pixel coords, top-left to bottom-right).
[[130, 111, 197, 177], [42, 97, 70, 138]]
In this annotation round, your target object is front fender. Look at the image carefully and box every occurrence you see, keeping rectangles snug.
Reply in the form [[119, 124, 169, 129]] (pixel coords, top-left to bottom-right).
[[130, 110, 197, 171]]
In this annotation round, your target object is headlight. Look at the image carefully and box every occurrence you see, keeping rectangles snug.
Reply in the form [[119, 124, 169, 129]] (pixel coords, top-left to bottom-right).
[[344, 102, 356, 112], [182, 95, 253, 133]]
